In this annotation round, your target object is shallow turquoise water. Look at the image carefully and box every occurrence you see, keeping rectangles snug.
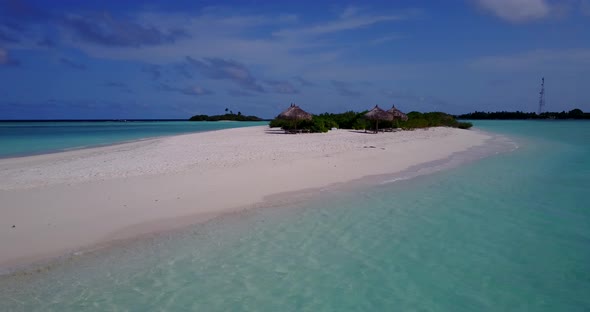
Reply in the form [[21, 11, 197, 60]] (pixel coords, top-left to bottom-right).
[[0, 121, 267, 158], [1, 121, 589, 311]]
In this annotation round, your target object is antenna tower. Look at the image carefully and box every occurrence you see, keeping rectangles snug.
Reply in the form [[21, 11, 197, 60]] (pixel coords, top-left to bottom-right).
[[538, 77, 545, 115]]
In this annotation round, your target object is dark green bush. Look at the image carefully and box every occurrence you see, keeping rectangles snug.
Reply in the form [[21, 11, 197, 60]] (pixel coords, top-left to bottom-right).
[[399, 118, 428, 129], [457, 122, 473, 129], [269, 118, 289, 128], [406, 111, 423, 119], [352, 119, 369, 130], [269, 109, 471, 132]]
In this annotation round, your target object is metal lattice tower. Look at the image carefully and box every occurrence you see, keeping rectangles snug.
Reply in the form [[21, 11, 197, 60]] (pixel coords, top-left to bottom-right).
[[538, 77, 545, 115]]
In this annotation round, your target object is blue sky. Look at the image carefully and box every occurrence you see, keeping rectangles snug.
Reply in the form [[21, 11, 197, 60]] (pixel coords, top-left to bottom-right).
[[0, 0, 589, 119]]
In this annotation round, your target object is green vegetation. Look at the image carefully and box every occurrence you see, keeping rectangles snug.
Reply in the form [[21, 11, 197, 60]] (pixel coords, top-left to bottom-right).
[[269, 110, 472, 133], [189, 111, 262, 122], [269, 115, 339, 133], [457, 109, 589, 120], [404, 112, 473, 130]]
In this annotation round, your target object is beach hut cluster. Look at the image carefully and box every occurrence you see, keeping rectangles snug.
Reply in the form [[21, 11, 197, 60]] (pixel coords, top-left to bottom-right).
[[276, 103, 408, 133], [363, 105, 408, 133]]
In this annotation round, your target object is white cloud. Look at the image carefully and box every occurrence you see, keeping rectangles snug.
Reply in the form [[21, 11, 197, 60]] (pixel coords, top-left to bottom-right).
[[58, 11, 324, 72], [187, 86, 212, 95], [273, 14, 403, 38], [55, 7, 409, 80], [340, 6, 362, 19], [475, 0, 551, 22]]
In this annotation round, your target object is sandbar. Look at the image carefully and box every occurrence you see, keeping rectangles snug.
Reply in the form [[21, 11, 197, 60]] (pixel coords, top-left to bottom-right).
[[0, 126, 492, 272]]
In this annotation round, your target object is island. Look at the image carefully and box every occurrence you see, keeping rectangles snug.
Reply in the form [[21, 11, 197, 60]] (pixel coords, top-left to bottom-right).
[[189, 108, 263, 121], [457, 108, 589, 120], [270, 110, 473, 133]]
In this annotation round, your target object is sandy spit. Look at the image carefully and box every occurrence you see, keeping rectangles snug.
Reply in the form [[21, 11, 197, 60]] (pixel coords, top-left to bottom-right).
[[0, 126, 491, 271]]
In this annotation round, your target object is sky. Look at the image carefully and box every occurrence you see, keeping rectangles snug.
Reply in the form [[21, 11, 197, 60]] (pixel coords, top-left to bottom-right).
[[0, 0, 589, 119]]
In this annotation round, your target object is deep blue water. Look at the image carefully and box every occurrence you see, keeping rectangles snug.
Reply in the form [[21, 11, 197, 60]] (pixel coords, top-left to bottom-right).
[[0, 121, 267, 158], [1, 121, 589, 311]]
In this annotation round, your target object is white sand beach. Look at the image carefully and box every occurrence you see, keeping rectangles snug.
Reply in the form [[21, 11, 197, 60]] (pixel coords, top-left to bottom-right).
[[0, 126, 491, 271]]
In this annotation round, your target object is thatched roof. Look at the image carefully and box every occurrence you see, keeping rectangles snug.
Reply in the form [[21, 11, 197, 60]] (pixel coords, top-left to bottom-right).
[[364, 105, 394, 121], [387, 105, 408, 121], [277, 104, 313, 120]]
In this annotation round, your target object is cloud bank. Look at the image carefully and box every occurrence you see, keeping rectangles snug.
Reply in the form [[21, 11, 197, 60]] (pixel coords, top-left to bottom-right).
[[61, 12, 190, 47], [186, 57, 265, 93], [475, 0, 550, 22], [59, 57, 86, 70], [331, 80, 361, 97], [158, 82, 214, 96]]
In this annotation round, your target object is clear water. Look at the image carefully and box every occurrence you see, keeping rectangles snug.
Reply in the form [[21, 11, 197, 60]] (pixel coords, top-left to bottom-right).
[[0, 121, 267, 158], [1, 121, 589, 311]]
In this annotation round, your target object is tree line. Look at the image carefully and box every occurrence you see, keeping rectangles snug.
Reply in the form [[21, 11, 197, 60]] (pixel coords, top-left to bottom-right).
[[457, 109, 589, 120], [189, 108, 263, 121], [270, 111, 473, 133]]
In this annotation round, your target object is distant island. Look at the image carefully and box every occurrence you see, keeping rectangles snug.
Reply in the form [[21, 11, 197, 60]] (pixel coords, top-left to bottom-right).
[[189, 108, 263, 122], [457, 109, 589, 120]]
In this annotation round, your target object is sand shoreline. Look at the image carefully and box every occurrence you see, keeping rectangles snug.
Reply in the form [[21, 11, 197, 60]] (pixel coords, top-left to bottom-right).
[[0, 126, 495, 273]]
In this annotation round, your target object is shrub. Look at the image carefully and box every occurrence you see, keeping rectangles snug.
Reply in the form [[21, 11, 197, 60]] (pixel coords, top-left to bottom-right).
[[457, 122, 473, 129], [269, 119, 289, 128], [352, 119, 369, 130]]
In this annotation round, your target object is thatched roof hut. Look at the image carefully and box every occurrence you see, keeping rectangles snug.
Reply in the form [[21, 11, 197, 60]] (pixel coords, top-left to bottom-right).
[[364, 105, 393, 133], [364, 105, 393, 121], [277, 104, 313, 121], [387, 105, 408, 121]]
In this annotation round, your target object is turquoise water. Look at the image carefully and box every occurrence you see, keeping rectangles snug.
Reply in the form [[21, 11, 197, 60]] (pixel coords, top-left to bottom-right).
[[0, 121, 267, 158], [1, 121, 589, 311]]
